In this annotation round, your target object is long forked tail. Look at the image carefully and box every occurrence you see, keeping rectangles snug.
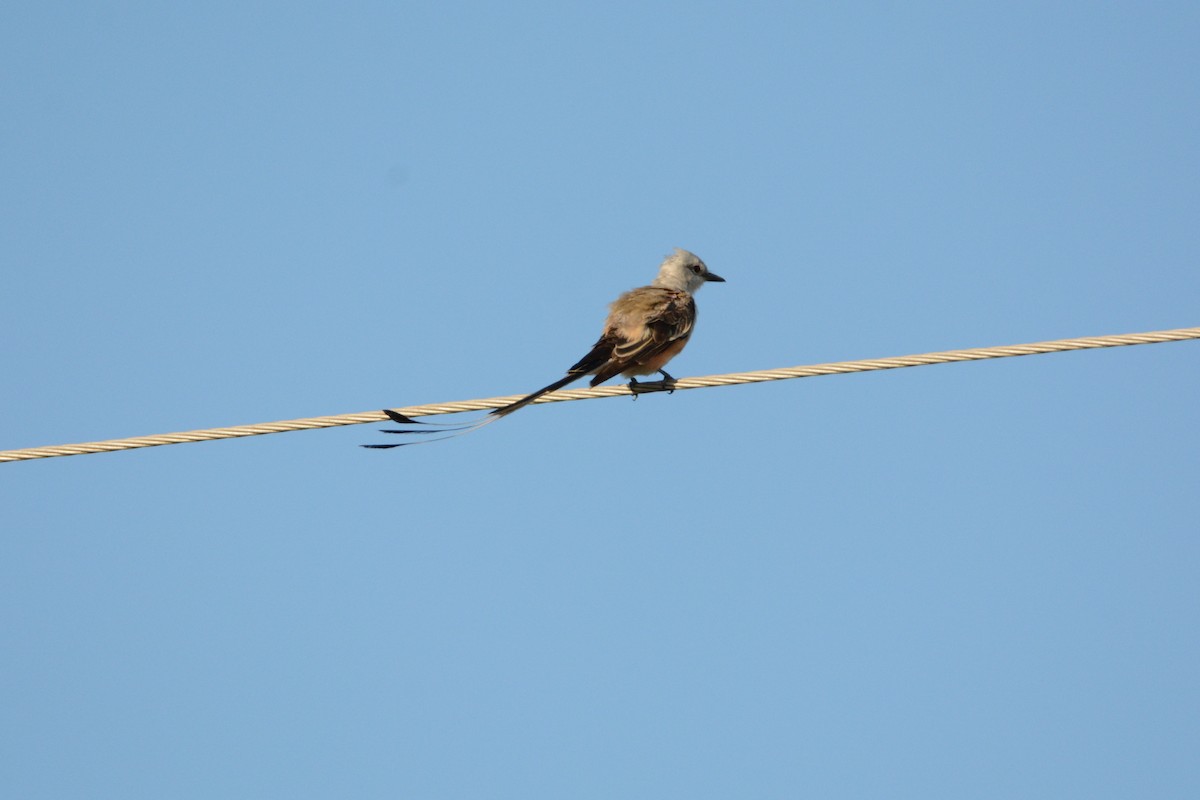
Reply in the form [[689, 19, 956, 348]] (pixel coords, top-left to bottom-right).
[[360, 373, 584, 449], [362, 338, 614, 449]]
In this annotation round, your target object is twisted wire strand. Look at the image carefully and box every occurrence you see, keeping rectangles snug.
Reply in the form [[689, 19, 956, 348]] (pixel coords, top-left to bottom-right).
[[3, 326, 1197, 463]]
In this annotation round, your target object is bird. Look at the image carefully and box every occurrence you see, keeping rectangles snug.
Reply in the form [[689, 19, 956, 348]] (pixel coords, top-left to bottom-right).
[[364, 248, 724, 448]]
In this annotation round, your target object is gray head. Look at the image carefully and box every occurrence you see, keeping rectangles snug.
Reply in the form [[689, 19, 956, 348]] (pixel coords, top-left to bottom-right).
[[651, 248, 725, 294]]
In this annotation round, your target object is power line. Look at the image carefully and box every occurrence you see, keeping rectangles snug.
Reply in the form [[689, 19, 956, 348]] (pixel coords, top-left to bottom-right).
[[2, 326, 1197, 463]]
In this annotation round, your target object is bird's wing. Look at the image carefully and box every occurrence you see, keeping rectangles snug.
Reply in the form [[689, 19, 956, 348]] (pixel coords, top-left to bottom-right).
[[591, 288, 695, 384]]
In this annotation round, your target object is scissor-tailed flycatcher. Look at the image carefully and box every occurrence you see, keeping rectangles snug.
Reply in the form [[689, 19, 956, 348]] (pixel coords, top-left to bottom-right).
[[364, 248, 724, 448]]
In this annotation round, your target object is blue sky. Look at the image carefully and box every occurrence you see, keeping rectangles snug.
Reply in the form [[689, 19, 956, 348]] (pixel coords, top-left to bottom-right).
[[3, 2, 1198, 797]]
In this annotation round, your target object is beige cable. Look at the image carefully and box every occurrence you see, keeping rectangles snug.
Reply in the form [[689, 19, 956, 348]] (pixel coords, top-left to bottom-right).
[[3, 326, 1197, 463]]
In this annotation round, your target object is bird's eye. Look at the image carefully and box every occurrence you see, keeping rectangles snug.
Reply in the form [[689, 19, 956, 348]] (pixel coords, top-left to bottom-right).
[[690, 264, 702, 274]]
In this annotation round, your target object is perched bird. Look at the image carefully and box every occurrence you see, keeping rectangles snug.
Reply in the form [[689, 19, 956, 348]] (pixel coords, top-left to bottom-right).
[[364, 248, 724, 448]]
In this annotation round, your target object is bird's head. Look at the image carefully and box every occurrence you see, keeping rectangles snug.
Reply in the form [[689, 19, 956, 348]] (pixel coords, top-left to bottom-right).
[[652, 248, 725, 294]]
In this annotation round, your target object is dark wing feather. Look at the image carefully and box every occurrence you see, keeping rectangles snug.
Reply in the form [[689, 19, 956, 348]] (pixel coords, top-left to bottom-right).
[[566, 334, 618, 376]]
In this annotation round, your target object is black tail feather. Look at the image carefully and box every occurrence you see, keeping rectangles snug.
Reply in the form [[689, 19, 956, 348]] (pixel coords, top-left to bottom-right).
[[382, 409, 424, 425], [489, 373, 582, 419], [365, 340, 615, 449], [382, 408, 464, 427]]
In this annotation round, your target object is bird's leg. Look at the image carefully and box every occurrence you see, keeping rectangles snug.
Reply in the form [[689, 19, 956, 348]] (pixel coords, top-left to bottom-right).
[[628, 370, 677, 396]]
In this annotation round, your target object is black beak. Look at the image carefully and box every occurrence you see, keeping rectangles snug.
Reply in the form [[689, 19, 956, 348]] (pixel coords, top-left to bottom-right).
[[704, 271, 725, 282]]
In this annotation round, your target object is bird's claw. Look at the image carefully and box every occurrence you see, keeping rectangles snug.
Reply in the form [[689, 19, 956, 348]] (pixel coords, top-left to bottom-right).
[[628, 377, 677, 397]]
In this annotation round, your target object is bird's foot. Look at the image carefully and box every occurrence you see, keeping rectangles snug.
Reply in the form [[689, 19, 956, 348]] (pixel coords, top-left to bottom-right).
[[628, 374, 677, 397]]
